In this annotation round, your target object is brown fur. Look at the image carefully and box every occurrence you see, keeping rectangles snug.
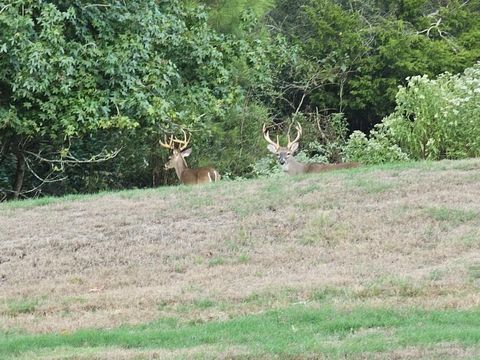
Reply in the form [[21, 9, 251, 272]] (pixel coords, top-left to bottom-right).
[[263, 123, 360, 176], [164, 148, 220, 185], [180, 167, 220, 185]]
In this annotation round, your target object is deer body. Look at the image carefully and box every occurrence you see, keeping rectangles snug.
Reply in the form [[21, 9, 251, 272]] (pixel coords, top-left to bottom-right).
[[263, 122, 360, 176], [281, 156, 360, 175], [161, 131, 220, 185]]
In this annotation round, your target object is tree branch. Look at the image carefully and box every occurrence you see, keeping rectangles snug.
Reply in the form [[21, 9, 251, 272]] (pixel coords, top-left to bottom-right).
[[24, 147, 122, 164]]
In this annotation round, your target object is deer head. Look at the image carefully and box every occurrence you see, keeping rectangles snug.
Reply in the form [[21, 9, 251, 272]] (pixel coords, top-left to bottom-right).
[[160, 129, 220, 185], [160, 129, 192, 171], [263, 122, 302, 167], [263, 121, 360, 175]]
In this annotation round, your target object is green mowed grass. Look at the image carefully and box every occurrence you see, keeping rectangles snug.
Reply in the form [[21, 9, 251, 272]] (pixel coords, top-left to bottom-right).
[[2, 305, 480, 358]]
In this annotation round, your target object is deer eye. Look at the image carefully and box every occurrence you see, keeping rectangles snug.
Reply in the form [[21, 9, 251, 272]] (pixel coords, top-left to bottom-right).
[[286, 152, 291, 156]]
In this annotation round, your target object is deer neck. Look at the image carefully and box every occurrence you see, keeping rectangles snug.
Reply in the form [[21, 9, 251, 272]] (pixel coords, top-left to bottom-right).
[[284, 157, 306, 175], [173, 157, 188, 181]]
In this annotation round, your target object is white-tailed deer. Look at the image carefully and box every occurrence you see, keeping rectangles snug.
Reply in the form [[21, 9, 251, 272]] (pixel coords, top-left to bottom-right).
[[160, 130, 220, 185], [263, 122, 360, 175]]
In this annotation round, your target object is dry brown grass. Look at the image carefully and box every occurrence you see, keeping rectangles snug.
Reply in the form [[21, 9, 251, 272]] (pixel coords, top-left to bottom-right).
[[11, 345, 251, 360], [11, 345, 477, 360], [1, 159, 479, 334], [360, 344, 479, 360]]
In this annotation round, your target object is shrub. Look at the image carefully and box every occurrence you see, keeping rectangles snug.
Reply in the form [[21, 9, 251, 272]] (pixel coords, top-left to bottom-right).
[[345, 63, 480, 163], [251, 157, 282, 178], [344, 129, 410, 164], [390, 64, 480, 159]]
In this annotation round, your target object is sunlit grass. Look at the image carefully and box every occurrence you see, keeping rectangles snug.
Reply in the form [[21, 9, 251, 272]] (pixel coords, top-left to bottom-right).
[[1, 305, 480, 358]]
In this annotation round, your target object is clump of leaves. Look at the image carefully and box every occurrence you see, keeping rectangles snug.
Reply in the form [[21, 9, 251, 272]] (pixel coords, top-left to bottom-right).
[[345, 63, 480, 163]]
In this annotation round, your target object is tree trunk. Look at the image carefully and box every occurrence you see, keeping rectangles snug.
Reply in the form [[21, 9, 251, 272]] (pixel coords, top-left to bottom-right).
[[13, 150, 25, 200], [0, 136, 11, 166]]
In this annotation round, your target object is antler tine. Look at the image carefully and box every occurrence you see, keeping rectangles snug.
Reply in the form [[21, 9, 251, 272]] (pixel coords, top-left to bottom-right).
[[287, 122, 292, 145], [172, 128, 191, 151], [262, 123, 280, 150], [159, 134, 175, 150], [181, 129, 191, 151], [287, 121, 302, 149]]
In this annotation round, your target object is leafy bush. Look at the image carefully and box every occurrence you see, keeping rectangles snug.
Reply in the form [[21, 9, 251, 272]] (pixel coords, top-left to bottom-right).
[[387, 64, 480, 159], [270, 0, 480, 131], [345, 63, 480, 163], [251, 157, 282, 178], [0, 1, 294, 196], [344, 129, 410, 164]]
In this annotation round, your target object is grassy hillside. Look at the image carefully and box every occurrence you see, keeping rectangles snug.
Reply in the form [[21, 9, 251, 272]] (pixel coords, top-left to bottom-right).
[[1, 159, 480, 359]]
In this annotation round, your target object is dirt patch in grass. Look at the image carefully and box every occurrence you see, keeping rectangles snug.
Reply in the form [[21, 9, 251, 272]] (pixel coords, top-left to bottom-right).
[[10, 345, 250, 360], [1, 159, 480, 333], [363, 344, 479, 360]]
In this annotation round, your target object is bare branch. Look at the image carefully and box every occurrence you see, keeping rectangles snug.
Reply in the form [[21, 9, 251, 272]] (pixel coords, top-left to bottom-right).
[[417, 16, 448, 40], [24, 147, 122, 164], [0, 1, 22, 14], [0, 146, 121, 201], [288, 71, 326, 118], [24, 158, 67, 184], [82, 4, 113, 9], [293, 92, 307, 118]]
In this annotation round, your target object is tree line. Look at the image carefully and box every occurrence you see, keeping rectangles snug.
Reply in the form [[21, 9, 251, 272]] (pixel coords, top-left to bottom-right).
[[1, 0, 479, 199]]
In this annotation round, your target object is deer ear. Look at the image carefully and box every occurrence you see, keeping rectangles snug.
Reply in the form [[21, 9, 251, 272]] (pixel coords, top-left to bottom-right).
[[267, 144, 278, 154], [289, 142, 299, 153], [181, 148, 192, 157]]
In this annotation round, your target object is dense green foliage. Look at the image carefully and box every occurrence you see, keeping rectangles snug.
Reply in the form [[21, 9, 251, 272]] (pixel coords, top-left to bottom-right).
[[0, 0, 479, 198], [0, 0, 275, 197], [346, 63, 480, 163], [271, 0, 480, 129], [202, 0, 274, 34]]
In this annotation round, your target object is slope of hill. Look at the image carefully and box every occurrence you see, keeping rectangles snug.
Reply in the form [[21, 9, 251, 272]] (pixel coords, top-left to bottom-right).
[[1, 159, 479, 358]]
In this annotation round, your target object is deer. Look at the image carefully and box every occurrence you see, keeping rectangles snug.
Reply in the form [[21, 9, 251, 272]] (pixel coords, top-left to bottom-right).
[[159, 130, 220, 185], [263, 122, 360, 176]]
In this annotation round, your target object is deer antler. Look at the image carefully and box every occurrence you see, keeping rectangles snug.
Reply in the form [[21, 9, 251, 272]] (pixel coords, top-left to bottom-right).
[[287, 121, 302, 149], [172, 129, 191, 151], [262, 123, 280, 151], [159, 134, 175, 150], [159, 129, 191, 151]]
